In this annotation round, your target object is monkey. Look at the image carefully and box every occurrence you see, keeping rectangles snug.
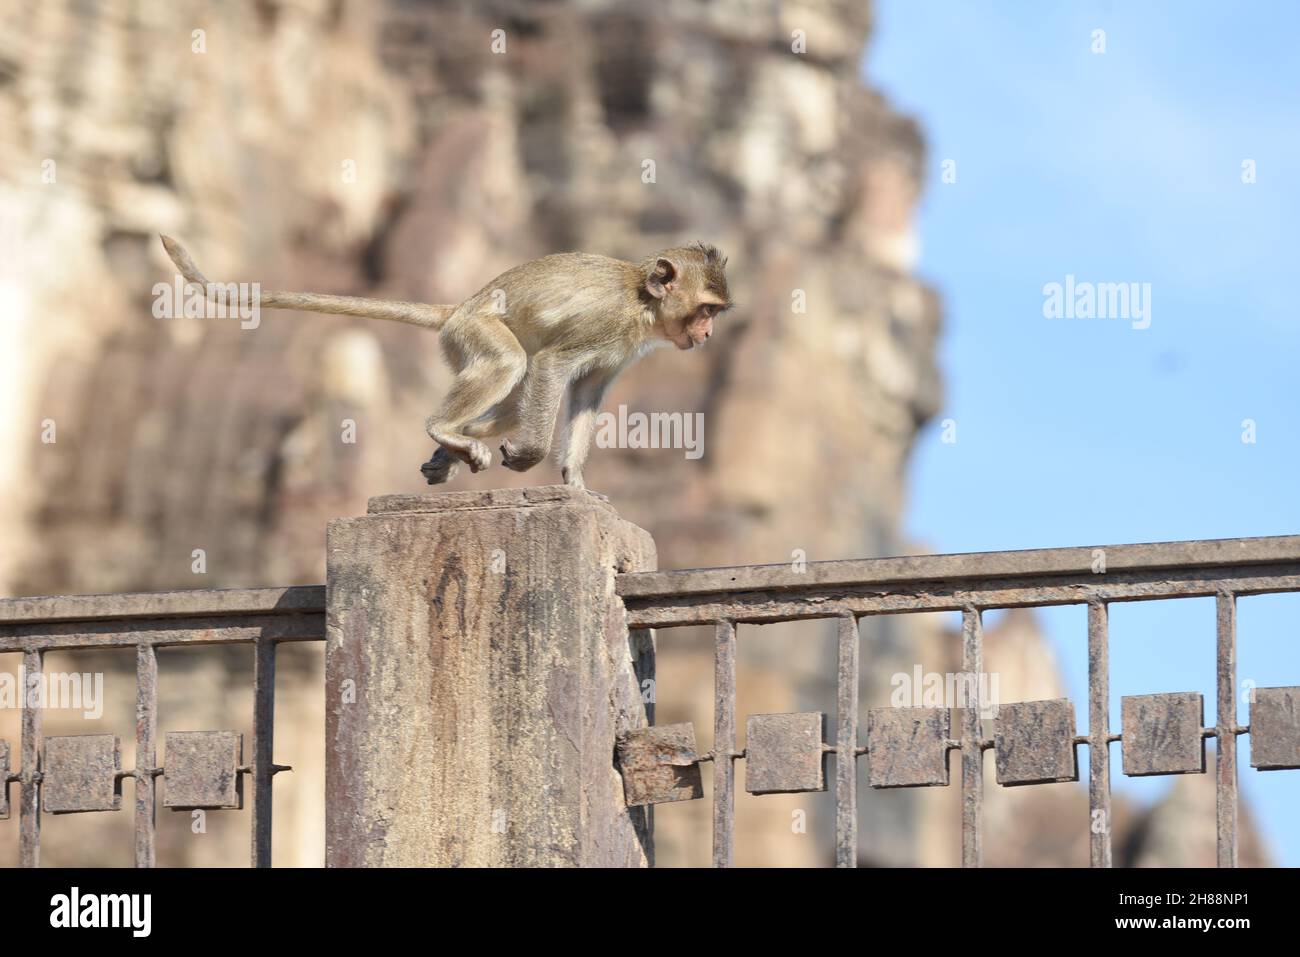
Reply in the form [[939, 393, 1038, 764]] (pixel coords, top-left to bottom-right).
[[160, 235, 731, 491]]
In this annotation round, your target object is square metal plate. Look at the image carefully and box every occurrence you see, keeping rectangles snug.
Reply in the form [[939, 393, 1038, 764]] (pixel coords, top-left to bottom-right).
[[42, 734, 122, 813], [866, 707, 951, 788], [1249, 686, 1300, 770], [995, 698, 1079, 786], [616, 723, 704, 807], [163, 731, 244, 810], [1122, 692, 1206, 776], [744, 712, 826, 794]]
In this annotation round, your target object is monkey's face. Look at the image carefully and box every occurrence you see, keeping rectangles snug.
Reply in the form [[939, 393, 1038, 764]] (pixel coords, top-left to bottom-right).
[[645, 246, 732, 350], [666, 301, 723, 350]]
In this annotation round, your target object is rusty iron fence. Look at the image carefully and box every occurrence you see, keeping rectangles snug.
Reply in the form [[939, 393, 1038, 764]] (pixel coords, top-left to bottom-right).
[[614, 535, 1300, 868], [0, 586, 325, 867], [2, 534, 1299, 868]]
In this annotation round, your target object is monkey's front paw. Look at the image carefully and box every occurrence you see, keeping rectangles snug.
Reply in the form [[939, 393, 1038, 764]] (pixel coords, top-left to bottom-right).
[[562, 467, 607, 501], [464, 440, 492, 473], [500, 439, 544, 472], [420, 450, 460, 485]]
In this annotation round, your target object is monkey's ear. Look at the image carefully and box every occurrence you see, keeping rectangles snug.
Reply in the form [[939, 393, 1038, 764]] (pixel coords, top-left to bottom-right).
[[645, 257, 677, 299]]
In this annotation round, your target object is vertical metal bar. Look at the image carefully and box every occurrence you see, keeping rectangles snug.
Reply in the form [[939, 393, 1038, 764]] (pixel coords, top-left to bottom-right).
[[19, 648, 42, 868], [1087, 600, 1112, 868], [251, 636, 276, 868], [960, 607, 983, 868], [632, 627, 656, 866], [712, 620, 736, 868], [1215, 591, 1238, 868], [835, 613, 859, 868], [134, 643, 158, 868]]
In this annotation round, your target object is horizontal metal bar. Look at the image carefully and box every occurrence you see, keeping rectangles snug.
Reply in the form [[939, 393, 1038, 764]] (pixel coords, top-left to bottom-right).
[[0, 614, 325, 652], [617, 535, 1300, 601], [622, 565, 1300, 628], [0, 586, 325, 652], [0, 585, 325, 625]]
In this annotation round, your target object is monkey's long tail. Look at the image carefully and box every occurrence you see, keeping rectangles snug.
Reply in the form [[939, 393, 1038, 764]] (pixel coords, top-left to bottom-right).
[[159, 235, 455, 330]]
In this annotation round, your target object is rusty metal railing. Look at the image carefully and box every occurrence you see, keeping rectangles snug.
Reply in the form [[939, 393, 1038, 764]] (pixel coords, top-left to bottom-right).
[[0, 586, 325, 867], [614, 534, 1300, 868]]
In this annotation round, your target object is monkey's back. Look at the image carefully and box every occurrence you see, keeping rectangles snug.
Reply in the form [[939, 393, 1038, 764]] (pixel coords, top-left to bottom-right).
[[458, 252, 650, 353]]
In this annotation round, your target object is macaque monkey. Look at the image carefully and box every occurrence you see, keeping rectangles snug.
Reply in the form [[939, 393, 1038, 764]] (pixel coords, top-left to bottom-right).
[[160, 236, 731, 490]]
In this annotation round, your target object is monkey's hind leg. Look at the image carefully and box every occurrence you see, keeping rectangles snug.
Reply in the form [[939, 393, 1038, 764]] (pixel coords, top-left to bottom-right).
[[423, 403, 512, 482], [425, 315, 527, 473], [462, 393, 522, 440]]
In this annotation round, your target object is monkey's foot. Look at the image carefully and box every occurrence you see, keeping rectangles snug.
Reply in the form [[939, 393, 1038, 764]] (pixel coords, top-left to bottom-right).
[[420, 449, 460, 485], [562, 466, 608, 501], [430, 433, 492, 473], [500, 439, 545, 472]]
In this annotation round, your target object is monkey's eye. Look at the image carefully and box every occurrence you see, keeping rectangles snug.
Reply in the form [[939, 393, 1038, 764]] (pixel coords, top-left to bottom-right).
[[700, 304, 718, 318]]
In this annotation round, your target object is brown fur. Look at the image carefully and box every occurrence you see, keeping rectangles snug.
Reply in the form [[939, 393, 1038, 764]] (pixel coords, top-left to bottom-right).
[[160, 236, 731, 489]]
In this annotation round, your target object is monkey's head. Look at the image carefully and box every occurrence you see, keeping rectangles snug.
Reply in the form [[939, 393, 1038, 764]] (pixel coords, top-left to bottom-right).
[[644, 242, 733, 350]]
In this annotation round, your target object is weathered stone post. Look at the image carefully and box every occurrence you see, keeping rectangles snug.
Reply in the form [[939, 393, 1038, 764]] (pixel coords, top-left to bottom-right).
[[325, 486, 656, 866]]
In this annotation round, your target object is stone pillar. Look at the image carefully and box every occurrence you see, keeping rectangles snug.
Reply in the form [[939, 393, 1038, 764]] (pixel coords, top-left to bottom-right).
[[325, 486, 656, 867]]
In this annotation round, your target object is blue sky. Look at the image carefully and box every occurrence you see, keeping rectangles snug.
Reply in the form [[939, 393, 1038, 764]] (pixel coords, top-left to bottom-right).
[[869, 1, 1300, 865]]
